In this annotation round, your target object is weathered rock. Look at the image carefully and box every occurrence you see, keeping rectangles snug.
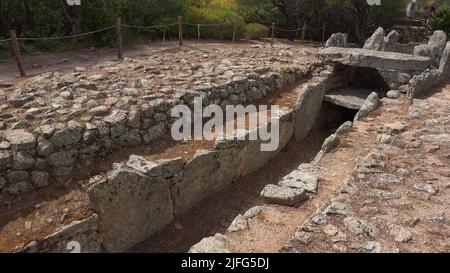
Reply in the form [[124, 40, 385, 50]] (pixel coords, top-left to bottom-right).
[[126, 155, 161, 177], [260, 184, 308, 206], [421, 133, 450, 146], [47, 149, 78, 168], [354, 92, 379, 122], [4, 130, 36, 150], [36, 125, 55, 138], [0, 150, 11, 168], [243, 206, 263, 219], [0, 177, 6, 190], [325, 33, 348, 48], [389, 225, 413, 243], [387, 90, 400, 99], [104, 110, 128, 125], [17, 214, 101, 253], [118, 130, 142, 146], [189, 233, 230, 253], [0, 141, 10, 150], [414, 31, 447, 66], [414, 183, 439, 195], [227, 214, 248, 233], [37, 139, 54, 156], [126, 107, 141, 128], [383, 30, 400, 52], [294, 81, 326, 140], [89, 106, 110, 117], [6, 170, 29, 183], [323, 224, 339, 236], [5, 181, 33, 195], [367, 189, 401, 200], [88, 168, 173, 252], [336, 121, 353, 136], [439, 42, 450, 77], [12, 151, 35, 171], [321, 134, 339, 153], [172, 148, 243, 215], [292, 231, 313, 246], [49, 126, 83, 148], [318, 47, 431, 71], [31, 171, 49, 188], [324, 200, 353, 216], [410, 69, 441, 98], [157, 157, 185, 179], [343, 217, 379, 238], [363, 27, 385, 51], [278, 163, 320, 193]]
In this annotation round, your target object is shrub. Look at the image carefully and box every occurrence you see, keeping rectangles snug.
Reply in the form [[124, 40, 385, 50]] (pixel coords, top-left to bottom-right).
[[244, 23, 269, 40], [432, 5, 450, 34], [184, 7, 245, 40]]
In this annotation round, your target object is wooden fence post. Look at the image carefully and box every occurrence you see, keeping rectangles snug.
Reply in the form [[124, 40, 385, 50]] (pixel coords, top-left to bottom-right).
[[10, 30, 25, 77], [322, 22, 326, 45], [116, 17, 123, 59], [301, 21, 306, 44], [232, 16, 238, 43], [197, 24, 201, 40], [163, 25, 166, 44], [178, 16, 183, 46], [271, 23, 275, 47]]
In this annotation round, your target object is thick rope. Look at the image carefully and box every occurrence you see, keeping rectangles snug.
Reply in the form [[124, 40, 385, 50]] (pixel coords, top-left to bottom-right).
[[16, 25, 115, 41]]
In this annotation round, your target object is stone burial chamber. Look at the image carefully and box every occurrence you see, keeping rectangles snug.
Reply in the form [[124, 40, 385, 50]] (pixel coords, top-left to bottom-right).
[[319, 26, 450, 108], [6, 44, 356, 253], [5, 28, 450, 253]]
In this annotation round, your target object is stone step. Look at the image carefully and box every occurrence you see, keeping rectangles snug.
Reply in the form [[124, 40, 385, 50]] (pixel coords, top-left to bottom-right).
[[325, 87, 374, 110]]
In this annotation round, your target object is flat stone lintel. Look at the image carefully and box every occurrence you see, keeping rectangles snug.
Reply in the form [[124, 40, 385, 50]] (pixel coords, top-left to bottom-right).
[[325, 87, 374, 110], [318, 47, 431, 71]]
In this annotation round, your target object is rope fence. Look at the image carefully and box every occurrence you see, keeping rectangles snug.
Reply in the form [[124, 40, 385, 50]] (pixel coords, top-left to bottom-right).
[[1, 16, 329, 77], [15, 25, 116, 41]]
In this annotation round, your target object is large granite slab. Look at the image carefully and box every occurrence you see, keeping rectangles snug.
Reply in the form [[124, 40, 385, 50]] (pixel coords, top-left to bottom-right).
[[325, 87, 374, 110], [318, 47, 431, 71]]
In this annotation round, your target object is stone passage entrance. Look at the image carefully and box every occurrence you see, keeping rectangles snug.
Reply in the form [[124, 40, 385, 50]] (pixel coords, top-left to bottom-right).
[[317, 47, 432, 110], [324, 66, 389, 110]]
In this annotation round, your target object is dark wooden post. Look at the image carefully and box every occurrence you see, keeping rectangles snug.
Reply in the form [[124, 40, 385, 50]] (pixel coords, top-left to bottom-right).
[[271, 23, 275, 47], [322, 22, 326, 45], [116, 17, 123, 59], [232, 16, 238, 43], [178, 16, 183, 46], [163, 26, 166, 44], [10, 30, 25, 77], [301, 21, 306, 44]]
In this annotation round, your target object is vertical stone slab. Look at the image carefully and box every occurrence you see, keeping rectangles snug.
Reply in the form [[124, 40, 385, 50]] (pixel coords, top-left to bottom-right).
[[238, 127, 268, 177], [172, 147, 245, 215], [87, 168, 173, 252], [439, 42, 450, 79], [363, 27, 385, 51], [294, 80, 327, 141]]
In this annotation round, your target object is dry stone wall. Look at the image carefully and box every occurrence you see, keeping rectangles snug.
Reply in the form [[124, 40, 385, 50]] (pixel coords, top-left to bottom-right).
[[0, 46, 315, 200]]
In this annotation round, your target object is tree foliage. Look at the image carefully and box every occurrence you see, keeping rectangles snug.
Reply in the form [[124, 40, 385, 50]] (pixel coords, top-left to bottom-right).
[[0, 0, 449, 56]]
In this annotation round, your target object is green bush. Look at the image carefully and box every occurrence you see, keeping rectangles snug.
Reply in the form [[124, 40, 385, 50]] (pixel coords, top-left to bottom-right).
[[184, 7, 245, 40], [432, 5, 450, 34], [244, 23, 269, 40]]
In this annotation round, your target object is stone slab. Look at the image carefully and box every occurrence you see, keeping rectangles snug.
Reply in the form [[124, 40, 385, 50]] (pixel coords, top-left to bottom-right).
[[318, 47, 431, 71]]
